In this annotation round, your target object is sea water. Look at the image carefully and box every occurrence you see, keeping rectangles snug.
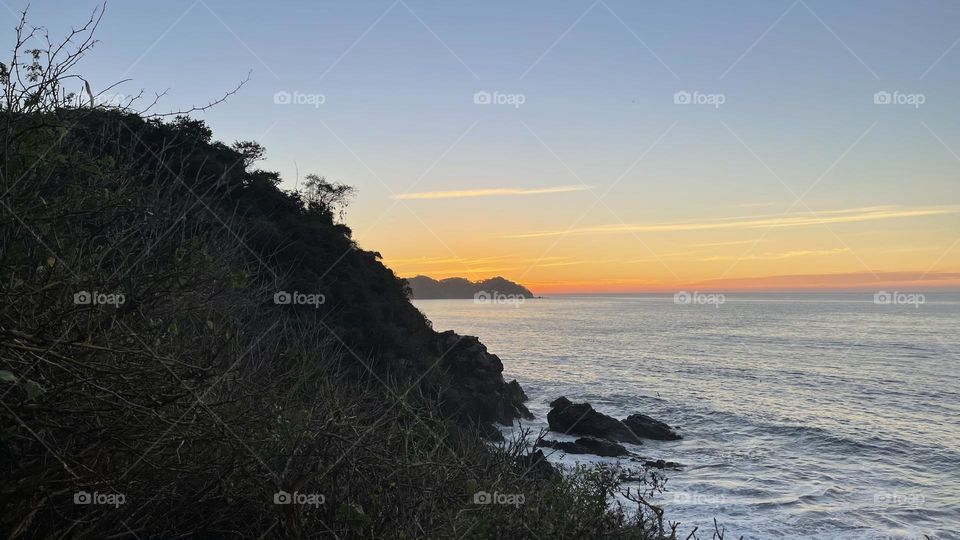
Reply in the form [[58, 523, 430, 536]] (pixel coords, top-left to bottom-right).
[[413, 293, 960, 539]]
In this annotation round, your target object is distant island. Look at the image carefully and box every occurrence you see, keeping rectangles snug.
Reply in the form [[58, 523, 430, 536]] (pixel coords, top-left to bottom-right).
[[406, 275, 535, 299]]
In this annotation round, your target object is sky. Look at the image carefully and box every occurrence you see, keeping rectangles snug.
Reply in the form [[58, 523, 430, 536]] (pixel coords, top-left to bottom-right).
[[11, 0, 960, 293]]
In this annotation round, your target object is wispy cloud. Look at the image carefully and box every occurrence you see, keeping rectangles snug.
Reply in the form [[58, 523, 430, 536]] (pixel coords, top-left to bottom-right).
[[692, 271, 960, 291], [692, 239, 764, 248], [502, 205, 960, 239], [390, 255, 582, 277], [702, 247, 850, 261], [411, 266, 524, 275], [394, 184, 593, 200], [622, 250, 706, 263], [387, 254, 515, 266], [531, 258, 621, 268]]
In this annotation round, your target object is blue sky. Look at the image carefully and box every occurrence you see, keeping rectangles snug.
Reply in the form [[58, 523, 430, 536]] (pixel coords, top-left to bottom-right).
[[9, 1, 960, 291]]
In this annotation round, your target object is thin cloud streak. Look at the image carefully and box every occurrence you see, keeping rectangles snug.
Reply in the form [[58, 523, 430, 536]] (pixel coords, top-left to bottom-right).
[[394, 184, 593, 200], [693, 239, 764, 248], [502, 206, 960, 239], [702, 247, 850, 261]]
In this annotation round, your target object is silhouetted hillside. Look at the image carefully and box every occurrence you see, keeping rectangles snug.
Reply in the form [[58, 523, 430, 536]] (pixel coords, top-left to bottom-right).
[[407, 275, 535, 299], [0, 9, 674, 538]]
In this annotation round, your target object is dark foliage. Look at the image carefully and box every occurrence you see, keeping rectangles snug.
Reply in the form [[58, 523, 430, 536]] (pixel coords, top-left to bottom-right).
[[0, 8, 695, 539]]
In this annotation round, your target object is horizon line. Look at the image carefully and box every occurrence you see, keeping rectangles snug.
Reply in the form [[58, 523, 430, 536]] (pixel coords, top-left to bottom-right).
[[402, 270, 960, 295]]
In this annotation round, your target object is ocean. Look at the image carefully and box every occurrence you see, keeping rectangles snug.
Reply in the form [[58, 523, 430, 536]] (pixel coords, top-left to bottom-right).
[[413, 293, 960, 539]]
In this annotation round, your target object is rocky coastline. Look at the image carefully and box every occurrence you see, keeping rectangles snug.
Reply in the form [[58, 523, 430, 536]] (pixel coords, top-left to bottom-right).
[[436, 329, 684, 472]]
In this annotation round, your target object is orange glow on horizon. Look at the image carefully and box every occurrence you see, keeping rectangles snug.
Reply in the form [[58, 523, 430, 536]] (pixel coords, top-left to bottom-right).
[[518, 272, 960, 295], [366, 203, 960, 296]]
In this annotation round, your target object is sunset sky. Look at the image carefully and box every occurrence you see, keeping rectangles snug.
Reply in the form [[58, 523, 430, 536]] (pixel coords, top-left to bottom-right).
[[25, 1, 960, 293]]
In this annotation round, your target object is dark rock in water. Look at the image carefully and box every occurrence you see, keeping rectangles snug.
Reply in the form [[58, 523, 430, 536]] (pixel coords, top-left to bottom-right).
[[642, 459, 683, 470], [622, 413, 682, 441], [506, 379, 528, 403], [516, 449, 558, 481], [538, 437, 629, 457], [537, 439, 582, 453], [546, 396, 641, 444], [549, 396, 571, 409], [437, 331, 534, 426], [575, 437, 628, 457]]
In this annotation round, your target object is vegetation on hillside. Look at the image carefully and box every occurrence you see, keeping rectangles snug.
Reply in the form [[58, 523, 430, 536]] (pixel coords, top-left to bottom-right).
[[406, 275, 535, 300], [0, 7, 702, 539]]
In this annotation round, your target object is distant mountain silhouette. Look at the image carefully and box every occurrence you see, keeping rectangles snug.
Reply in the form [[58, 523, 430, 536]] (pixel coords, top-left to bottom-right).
[[406, 275, 535, 299]]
